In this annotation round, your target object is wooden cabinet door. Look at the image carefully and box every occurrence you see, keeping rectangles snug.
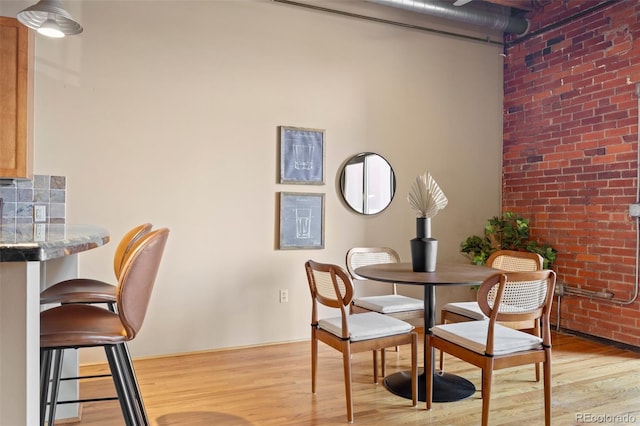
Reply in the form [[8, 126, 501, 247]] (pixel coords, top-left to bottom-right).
[[0, 17, 33, 179]]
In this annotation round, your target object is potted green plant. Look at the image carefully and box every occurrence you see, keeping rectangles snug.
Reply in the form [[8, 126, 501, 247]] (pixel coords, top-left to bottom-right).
[[460, 211, 557, 268]]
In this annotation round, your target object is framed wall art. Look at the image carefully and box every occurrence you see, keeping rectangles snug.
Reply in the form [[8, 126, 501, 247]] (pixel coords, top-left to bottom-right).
[[279, 126, 325, 185], [278, 192, 324, 250]]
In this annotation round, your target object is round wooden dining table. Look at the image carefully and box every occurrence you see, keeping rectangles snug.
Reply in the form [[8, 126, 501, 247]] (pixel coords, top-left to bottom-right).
[[354, 261, 498, 403]]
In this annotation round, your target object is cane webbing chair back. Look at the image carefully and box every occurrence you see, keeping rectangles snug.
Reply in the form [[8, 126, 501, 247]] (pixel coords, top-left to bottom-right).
[[347, 247, 401, 293], [308, 260, 351, 307], [486, 250, 544, 273], [478, 271, 552, 334]]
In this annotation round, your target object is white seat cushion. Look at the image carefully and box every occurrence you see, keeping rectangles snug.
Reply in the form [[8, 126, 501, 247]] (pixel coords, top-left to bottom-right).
[[442, 301, 487, 320], [353, 295, 423, 314], [319, 312, 414, 342], [443, 301, 532, 321], [430, 321, 543, 355]]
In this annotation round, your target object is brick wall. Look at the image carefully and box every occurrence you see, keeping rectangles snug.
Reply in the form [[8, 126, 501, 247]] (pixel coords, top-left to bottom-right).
[[503, 0, 640, 347]]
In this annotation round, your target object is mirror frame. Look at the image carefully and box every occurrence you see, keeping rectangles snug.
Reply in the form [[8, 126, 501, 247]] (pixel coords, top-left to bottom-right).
[[339, 152, 396, 215]]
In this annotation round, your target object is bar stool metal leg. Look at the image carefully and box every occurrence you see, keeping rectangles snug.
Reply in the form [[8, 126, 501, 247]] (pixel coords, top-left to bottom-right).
[[48, 350, 64, 426], [105, 344, 139, 426], [40, 349, 53, 426], [116, 343, 149, 425]]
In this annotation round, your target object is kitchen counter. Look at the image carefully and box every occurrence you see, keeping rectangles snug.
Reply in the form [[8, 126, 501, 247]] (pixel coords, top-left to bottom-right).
[[0, 223, 109, 425], [0, 223, 109, 261]]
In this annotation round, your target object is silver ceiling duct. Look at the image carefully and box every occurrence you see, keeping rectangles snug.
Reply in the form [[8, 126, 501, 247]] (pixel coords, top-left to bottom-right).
[[364, 0, 529, 34]]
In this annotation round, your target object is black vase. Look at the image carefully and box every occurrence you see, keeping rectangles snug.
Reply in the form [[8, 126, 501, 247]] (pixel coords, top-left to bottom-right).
[[410, 217, 438, 272]]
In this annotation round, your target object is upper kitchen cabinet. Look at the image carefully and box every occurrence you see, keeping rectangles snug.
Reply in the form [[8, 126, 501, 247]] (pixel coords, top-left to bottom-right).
[[0, 17, 33, 179]]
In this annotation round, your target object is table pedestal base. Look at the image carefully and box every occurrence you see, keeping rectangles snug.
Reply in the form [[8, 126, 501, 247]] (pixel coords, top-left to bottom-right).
[[384, 370, 476, 403]]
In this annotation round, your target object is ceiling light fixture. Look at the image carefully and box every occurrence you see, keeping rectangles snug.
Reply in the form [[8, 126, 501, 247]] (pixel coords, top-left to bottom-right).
[[36, 14, 64, 38], [17, 0, 83, 38]]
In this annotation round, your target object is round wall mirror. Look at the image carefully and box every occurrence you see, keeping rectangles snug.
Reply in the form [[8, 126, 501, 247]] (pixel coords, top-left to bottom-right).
[[339, 152, 396, 215]]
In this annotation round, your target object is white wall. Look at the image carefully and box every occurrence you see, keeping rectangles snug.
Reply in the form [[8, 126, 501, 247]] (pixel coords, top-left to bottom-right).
[[3, 0, 503, 363]]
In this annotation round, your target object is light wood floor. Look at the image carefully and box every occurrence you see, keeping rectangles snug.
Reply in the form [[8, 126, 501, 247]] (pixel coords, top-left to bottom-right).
[[68, 331, 640, 425]]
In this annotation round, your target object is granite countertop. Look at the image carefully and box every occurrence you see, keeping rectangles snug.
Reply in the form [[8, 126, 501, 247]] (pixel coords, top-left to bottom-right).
[[0, 224, 110, 262]]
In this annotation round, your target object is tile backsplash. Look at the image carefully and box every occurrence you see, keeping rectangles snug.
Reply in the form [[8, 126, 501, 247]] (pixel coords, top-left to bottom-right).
[[0, 175, 66, 225]]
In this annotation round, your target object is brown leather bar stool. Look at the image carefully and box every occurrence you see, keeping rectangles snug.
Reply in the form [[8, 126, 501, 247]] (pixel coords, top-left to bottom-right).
[[40, 228, 169, 426], [40, 223, 153, 310], [39, 223, 153, 422]]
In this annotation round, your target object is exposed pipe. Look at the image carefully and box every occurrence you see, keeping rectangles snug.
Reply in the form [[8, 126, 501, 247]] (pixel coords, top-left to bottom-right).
[[272, 0, 504, 46], [365, 0, 529, 34], [505, 0, 618, 47], [562, 286, 615, 300]]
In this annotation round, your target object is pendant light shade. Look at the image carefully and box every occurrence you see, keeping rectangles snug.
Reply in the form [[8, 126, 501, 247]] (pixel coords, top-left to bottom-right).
[[17, 0, 83, 37]]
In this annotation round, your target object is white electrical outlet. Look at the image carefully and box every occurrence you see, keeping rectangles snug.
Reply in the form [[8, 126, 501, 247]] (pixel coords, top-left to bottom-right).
[[279, 289, 289, 303], [34, 223, 46, 241], [34, 205, 47, 222]]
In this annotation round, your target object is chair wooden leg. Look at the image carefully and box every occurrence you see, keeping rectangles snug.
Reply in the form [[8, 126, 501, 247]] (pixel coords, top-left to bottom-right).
[[311, 330, 317, 394], [342, 343, 354, 423], [534, 321, 541, 382], [425, 336, 433, 410], [410, 334, 418, 407], [372, 348, 388, 383], [372, 351, 378, 383], [544, 351, 552, 426], [439, 313, 447, 372], [481, 361, 494, 426]]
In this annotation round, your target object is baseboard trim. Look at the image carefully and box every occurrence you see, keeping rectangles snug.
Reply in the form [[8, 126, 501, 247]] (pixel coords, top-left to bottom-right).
[[80, 338, 310, 367], [554, 326, 640, 353]]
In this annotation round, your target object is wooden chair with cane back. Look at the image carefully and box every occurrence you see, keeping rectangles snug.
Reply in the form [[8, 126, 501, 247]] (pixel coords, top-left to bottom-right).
[[305, 259, 418, 423], [427, 269, 556, 426], [439, 249, 544, 379], [346, 247, 424, 377]]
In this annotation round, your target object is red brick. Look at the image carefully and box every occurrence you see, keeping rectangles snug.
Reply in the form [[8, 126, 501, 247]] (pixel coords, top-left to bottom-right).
[[504, 0, 640, 348]]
